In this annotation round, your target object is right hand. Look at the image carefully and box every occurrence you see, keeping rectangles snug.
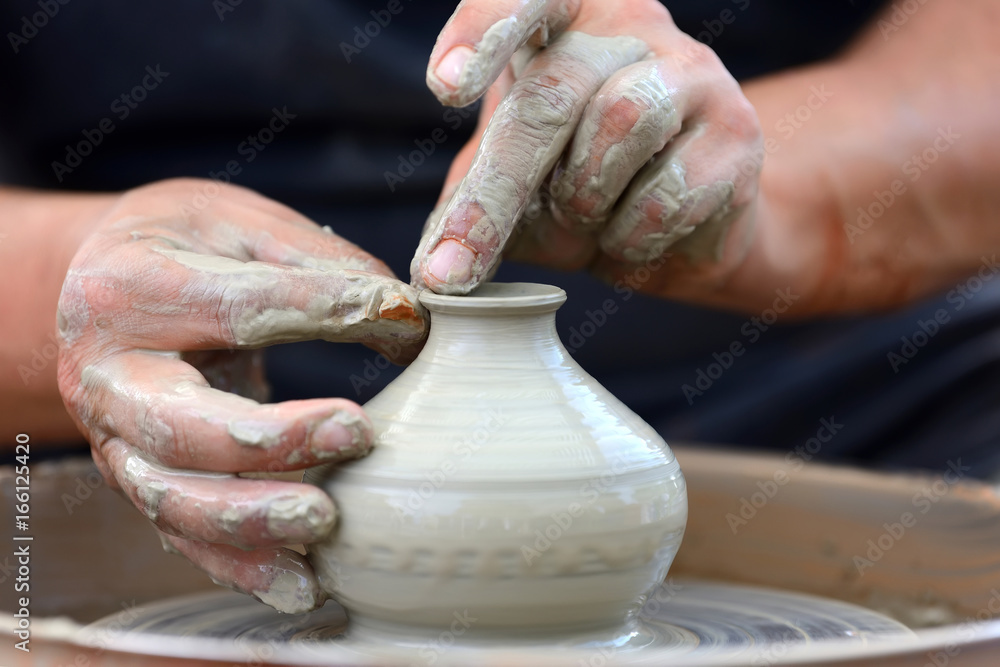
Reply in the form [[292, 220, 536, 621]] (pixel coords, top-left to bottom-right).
[[411, 0, 769, 313], [56, 178, 427, 613]]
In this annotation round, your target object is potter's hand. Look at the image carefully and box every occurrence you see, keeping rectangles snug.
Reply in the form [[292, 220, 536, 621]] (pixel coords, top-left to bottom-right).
[[412, 0, 761, 302], [57, 179, 427, 613]]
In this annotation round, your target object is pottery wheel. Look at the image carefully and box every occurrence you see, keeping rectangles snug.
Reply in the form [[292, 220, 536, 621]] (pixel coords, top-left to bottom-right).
[[84, 580, 915, 665]]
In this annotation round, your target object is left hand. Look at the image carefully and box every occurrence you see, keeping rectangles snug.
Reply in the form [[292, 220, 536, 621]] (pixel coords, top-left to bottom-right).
[[411, 0, 764, 310], [56, 179, 428, 613]]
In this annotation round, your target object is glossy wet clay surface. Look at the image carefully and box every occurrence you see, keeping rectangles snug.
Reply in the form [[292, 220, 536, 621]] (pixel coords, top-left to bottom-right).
[[84, 580, 913, 665]]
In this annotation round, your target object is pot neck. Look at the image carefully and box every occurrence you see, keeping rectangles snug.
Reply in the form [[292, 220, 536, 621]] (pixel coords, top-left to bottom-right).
[[417, 283, 569, 367]]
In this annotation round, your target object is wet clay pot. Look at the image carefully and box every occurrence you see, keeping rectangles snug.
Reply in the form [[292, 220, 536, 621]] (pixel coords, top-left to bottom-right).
[[306, 283, 687, 638]]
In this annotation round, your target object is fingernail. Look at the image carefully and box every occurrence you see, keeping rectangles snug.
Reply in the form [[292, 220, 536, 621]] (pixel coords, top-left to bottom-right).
[[435, 45, 475, 89], [309, 412, 371, 460], [426, 239, 475, 286], [266, 494, 336, 541], [253, 558, 324, 614]]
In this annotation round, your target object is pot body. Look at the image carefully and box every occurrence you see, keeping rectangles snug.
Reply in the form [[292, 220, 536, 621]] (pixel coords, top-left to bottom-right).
[[307, 283, 686, 637]]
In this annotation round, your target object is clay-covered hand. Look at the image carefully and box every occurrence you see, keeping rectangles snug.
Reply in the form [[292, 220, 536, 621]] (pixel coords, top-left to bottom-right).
[[56, 179, 427, 613], [412, 0, 763, 308]]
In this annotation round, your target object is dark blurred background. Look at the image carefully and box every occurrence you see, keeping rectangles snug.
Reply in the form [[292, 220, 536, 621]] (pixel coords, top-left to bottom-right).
[[5, 1, 1000, 476]]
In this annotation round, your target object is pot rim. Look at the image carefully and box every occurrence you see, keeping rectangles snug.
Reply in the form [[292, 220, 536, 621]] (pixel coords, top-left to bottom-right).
[[418, 282, 567, 315]]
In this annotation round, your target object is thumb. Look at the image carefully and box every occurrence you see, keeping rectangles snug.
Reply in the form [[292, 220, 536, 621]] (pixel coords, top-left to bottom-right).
[[426, 0, 578, 107]]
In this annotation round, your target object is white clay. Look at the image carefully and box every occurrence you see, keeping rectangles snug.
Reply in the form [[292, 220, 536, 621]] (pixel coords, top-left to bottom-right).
[[555, 60, 679, 224], [266, 495, 336, 541], [152, 247, 425, 347], [307, 283, 687, 638], [413, 33, 651, 294], [426, 0, 559, 107], [600, 157, 736, 264], [252, 568, 318, 615]]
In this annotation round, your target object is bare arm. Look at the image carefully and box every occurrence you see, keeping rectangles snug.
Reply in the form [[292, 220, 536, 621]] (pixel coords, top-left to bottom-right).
[[0, 187, 114, 441], [411, 0, 1000, 316], [739, 0, 1000, 314]]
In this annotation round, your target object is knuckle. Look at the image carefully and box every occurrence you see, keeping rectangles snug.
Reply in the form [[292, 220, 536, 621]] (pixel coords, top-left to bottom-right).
[[58, 371, 93, 430], [593, 92, 646, 140], [611, 0, 674, 28], [140, 400, 181, 461], [511, 75, 577, 129], [57, 273, 91, 345], [58, 356, 112, 434], [722, 94, 763, 146], [213, 280, 260, 348], [674, 39, 720, 69]]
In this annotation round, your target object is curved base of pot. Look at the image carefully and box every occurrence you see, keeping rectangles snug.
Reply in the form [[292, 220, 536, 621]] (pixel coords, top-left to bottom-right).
[[343, 611, 654, 649]]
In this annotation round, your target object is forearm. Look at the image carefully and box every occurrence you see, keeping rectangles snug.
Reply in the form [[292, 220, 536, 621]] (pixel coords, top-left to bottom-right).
[[0, 187, 117, 442], [743, 0, 1000, 314]]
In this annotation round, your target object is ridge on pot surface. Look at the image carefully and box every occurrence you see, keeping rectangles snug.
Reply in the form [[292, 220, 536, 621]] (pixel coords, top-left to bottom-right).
[[306, 282, 687, 639]]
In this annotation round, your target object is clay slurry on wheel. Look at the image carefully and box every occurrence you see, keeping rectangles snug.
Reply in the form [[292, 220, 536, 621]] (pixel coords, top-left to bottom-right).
[[83, 581, 913, 663]]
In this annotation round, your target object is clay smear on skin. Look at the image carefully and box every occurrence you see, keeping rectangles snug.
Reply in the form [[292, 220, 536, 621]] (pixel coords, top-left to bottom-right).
[[123, 449, 333, 543], [74, 368, 336, 542], [427, 0, 566, 107], [151, 246, 425, 346], [82, 351, 283, 458], [600, 158, 736, 264], [414, 33, 651, 294], [253, 569, 318, 615], [555, 61, 680, 225], [56, 273, 91, 347]]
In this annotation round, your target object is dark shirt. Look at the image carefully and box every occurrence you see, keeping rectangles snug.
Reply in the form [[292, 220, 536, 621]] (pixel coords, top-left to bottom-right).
[[4, 1, 1000, 476]]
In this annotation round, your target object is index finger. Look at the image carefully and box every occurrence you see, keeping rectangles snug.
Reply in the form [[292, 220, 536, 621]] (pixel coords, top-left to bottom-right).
[[413, 32, 650, 294], [426, 0, 580, 107], [65, 239, 427, 351]]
